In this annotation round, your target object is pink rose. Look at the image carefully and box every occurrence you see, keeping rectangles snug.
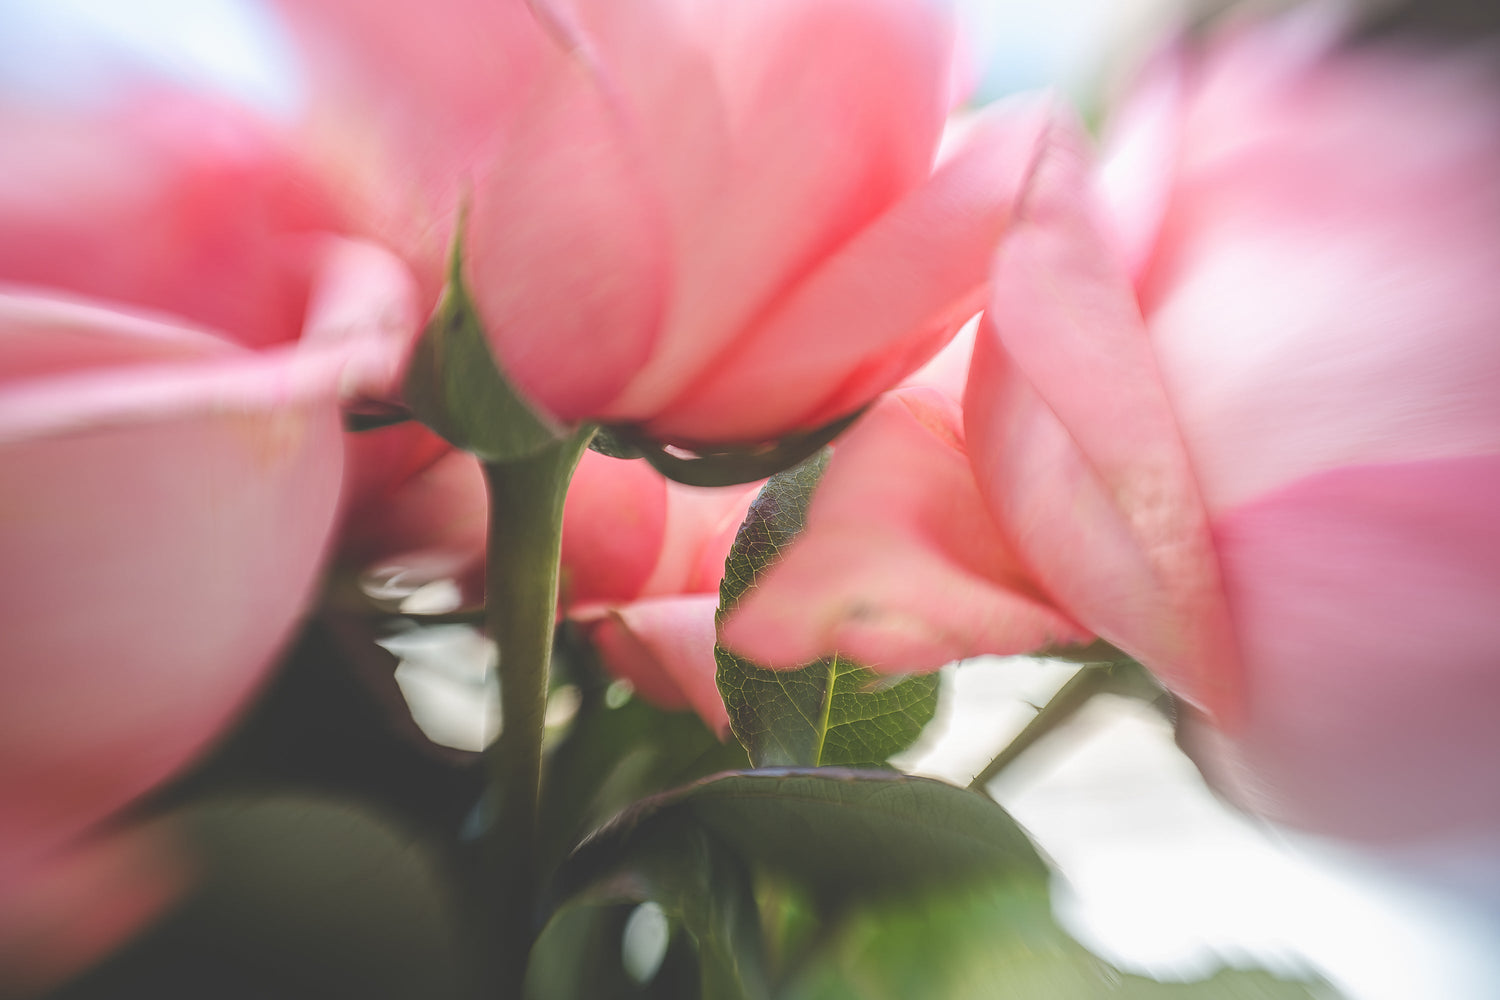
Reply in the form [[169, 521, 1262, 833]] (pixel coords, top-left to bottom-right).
[[272, 0, 1057, 444], [730, 14, 1500, 842], [0, 89, 414, 985]]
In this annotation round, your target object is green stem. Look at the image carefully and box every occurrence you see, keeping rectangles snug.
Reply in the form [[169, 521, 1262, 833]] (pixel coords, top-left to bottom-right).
[[967, 664, 1114, 794], [480, 428, 592, 997]]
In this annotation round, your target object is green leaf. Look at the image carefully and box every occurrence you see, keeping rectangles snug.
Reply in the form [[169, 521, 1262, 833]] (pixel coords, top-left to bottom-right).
[[557, 770, 1048, 909], [403, 230, 567, 462], [524, 903, 701, 999], [715, 456, 940, 767], [57, 794, 474, 999], [535, 822, 772, 1000], [544, 770, 1048, 1000], [781, 883, 1333, 1000]]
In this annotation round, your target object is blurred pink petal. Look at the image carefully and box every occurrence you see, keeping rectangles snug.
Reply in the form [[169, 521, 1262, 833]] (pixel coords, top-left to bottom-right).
[[723, 388, 1087, 673], [269, 0, 585, 294], [966, 110, 1237, 718], [0, 93, 336, 351], [299, 236, 422, 403], [587, 596, 730, 735], [901, 315, 978, 403], [0, 86, 386, 970], [639, 478, 760, 599], [0, 334, 345, 909], [1188, 454, 1500, 840], [0, 824, 189, 997], [1134, 36, 1500, 512]]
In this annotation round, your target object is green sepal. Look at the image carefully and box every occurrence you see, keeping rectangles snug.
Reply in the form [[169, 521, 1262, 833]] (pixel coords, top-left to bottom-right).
[[608, 409, 863, 487], [403, 228, 568, 462], [587, 425, 644, 459]]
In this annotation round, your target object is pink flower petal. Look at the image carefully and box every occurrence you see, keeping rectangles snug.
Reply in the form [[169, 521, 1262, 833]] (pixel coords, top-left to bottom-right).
[[0, 824, 189, 996], [0, 92, 334, 351], [561, 452, 669, 608], [587, 595, 730, 735], [644, 95, 1054, 443], [0, 292, 355, 444], [640, 479, 761, 599], [298, 236, 422, 405], [340, 445, 488, 592], [0, 291, 240, 386], [722, 388, 1088, 673], [0, 377, 345, 886], [965, 111, 1238, 719], [1184, 455, 1500, 840], [274, 0, 673, 421], [269, 0, 562, 290], [601, 0, 957, 425], [463, 50, 672, 421], [1095, 45, 1185, 284], [1137, 40, 1500, 512]]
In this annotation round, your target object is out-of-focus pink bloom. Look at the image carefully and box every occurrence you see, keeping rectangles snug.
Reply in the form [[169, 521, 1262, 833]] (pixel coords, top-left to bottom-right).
[[0, 91, 414, 984], [728, 16, 1500, 842], [340, 439, 754, 732], [273, 0, 1059, 444], [1088, 21, 1500, 841]]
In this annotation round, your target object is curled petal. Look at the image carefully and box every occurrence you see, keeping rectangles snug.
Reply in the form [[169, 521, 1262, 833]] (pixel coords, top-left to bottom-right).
[[722, 388, 1087, 673], [965, 112, 1238, 720]]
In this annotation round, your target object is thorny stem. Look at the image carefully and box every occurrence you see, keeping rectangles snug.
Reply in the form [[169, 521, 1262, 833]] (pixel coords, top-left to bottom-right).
[[967, 659, 1148, 794]]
